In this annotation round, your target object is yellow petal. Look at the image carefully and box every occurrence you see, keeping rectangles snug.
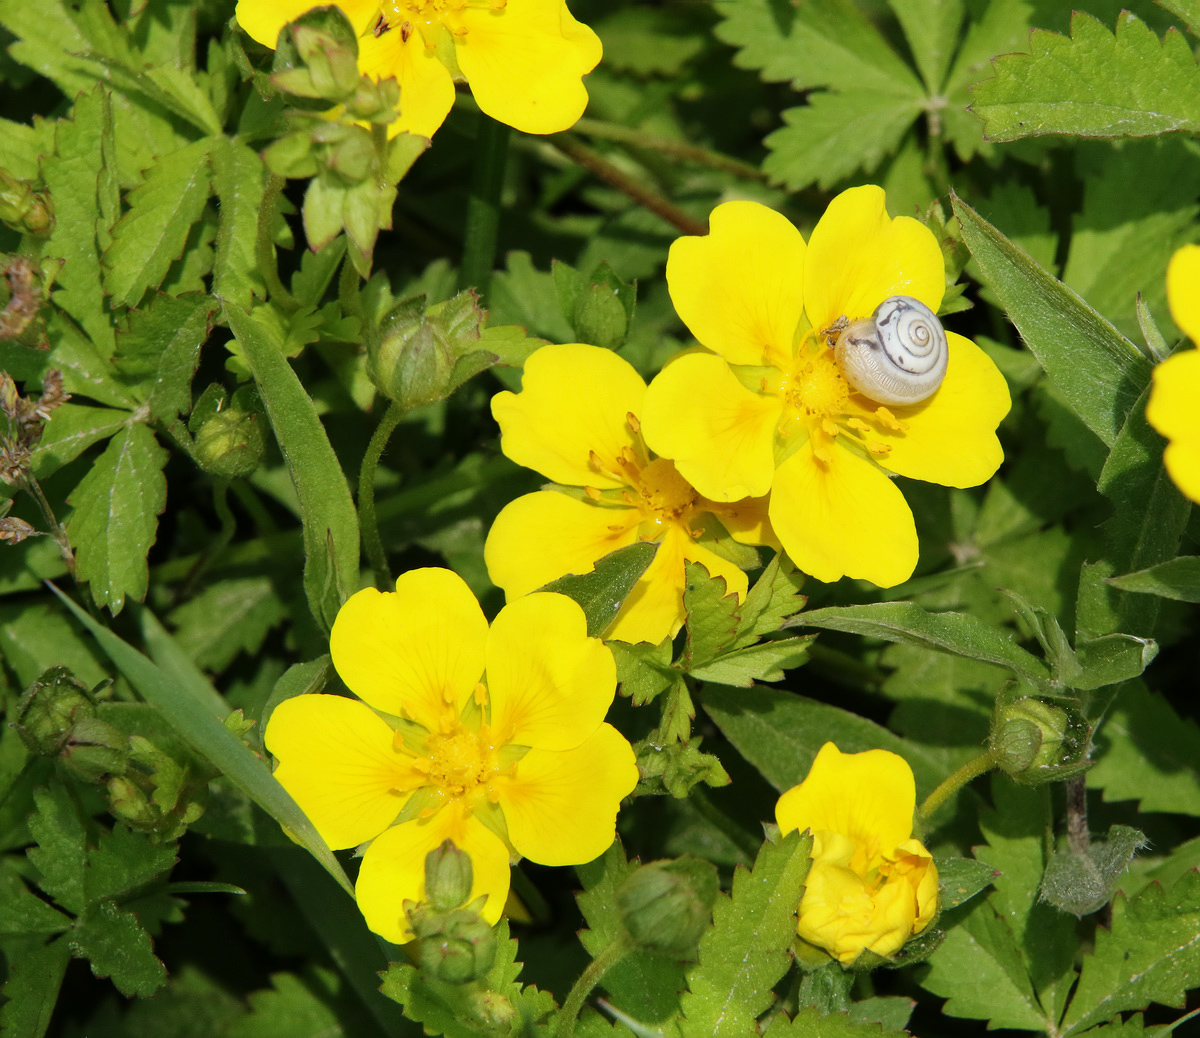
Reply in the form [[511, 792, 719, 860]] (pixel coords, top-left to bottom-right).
[[235, 0, 379, 47], [456, 0, 601, 134], [803, 186, 945, 336], [667, 201, 806, 367], [355, 805, 511, 943], [776, 743, 916, 853], [496, 723, 637, 866], [492, 343, 646, 489], [704, 494, 779, 550], [873, 333, 1010, 487], [485, 491, 640, 599], [1147, 349, 1200, 504], [330, 568, 488, 729], [769, 441, 918, 587], [642, 354, 780, 501], [486, 592, 615, 750], [1167, 244, 1200, 344], [265, 694, 420, 850], [356, 21, 457, 138]]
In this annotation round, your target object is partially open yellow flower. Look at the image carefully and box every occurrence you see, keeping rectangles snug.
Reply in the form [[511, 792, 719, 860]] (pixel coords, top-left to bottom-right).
[[264, 567, 638, 942], [235, 0, 601, 137], [641, 188, 1011, 588], [484, 343, 775, 644], [1146, 244, 1200, 504], [776, 743, 938, 965]]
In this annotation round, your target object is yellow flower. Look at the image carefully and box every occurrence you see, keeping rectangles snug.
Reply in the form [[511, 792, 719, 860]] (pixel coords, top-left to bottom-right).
[[235, 0, 601, 138], [264, 567, 638, 943], [1146, 244, 1200, 504], [640, 188, 1011, 588], [484, 343, 775, 644], [776, 743, 938, 965]]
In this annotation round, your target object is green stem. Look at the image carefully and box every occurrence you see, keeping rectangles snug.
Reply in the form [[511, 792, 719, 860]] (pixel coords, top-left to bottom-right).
[[21, 473, 75, 576], [555, 937, 631, 1038], [357, 401, 406, 584], [569, 117, 768, 182], [918, 749, 997, 824], [459, 114, 510, 302]]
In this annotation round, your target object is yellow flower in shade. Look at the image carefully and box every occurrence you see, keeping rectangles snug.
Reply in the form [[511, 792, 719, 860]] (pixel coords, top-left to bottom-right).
[[1146, 244, 1200, 504], [264, 567, 638, 943], [640, 187, 1011, 588], [776, 743, 938, 966], [235, 0, 601, 138], [484, 343, 776, 644]]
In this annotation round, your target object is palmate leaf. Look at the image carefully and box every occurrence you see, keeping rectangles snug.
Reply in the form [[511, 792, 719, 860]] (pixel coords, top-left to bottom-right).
[[679, 829, 812, 1037], [1062, 871, 1200, 1034], [66, 423, 167, 614], [971, 11, 1200, 140]]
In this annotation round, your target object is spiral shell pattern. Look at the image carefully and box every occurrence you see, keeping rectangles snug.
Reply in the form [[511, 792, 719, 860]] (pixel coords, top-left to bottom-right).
[[833, 296, 948, 407]]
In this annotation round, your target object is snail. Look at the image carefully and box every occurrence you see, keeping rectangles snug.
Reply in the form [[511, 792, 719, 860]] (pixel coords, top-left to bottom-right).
[[832, 296, 948, 406]]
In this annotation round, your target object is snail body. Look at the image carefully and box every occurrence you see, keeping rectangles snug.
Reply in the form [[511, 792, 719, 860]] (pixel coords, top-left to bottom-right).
[[833, 296, 948, 406]]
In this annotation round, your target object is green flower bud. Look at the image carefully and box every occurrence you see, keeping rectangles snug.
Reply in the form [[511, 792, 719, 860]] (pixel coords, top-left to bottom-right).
[[414, 908, 498, 985], [424, 840, 474, 912], [60, 716, 130, 783], [326, 129, 377, 185], [263, 131, 320, 180], [107, 774, 159, 829], [990, 697, 1091, 785], [0, 168, 54, 237], [616, 856, 719, 956], [270, 6, 360, 102], [366, 292, 497, 410], [469, 991, 517, 1030], [14, 666, 97, 757], [189, 387, 265, 480]]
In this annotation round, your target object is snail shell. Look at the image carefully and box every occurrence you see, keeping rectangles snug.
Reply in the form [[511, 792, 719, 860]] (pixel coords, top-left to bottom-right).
[[833, 296, 948, 406]]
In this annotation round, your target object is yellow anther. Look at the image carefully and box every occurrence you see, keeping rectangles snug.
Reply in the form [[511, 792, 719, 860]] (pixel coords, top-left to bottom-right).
[[584, 485, 602, 501], [866, 441, 892, 455], [626, 411, 641, 434]]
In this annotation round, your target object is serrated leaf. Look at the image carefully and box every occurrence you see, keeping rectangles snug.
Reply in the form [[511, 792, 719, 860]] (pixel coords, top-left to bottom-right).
[[0, 0, 101, 104], [104, 137, 213, 309], [0, 863, 72, 938], [1062, 871, 1200, 1033], [85, 825, 177, 904], [971, 12, 1200, 140], [1157, 0, 1200, 35], [764, 1006, 897, 1037], [680, 829, 812, 1037], [793, 602, 1050, 689], [539, 541, 658, 638], [31, 404, 132, 480], [70, 898, 167, 997], [169, 577, 287, 673], [66, 423, 167, 614], [734, 554, 807, 648], [609, 639, 675, 706], [211, 137, 269, 308], [1108, 556, 1200, 601], [888, 0, 964, 92], [765, 90, 922, 191], [952, 193, 1150, 450], [226, 305, 360, 633], [688, 637, 814, 688], [683, 562, 740, 668], [27, 786, 88, 916], [115, 292, 216, 421], [227, 969, 345, 1038]]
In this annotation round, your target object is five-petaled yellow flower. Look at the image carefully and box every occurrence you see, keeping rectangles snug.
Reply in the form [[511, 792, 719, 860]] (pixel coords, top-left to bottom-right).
[[264, 567, 638, 943], [484, 343, 775, 644], [1146, 244, 1200, 504], [235, 0, 601, 138], [641, 187, 1011, 588], [776, 743, 938, 965]]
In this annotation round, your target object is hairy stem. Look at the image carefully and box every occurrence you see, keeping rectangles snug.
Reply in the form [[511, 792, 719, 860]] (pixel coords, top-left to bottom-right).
[[918, 749, 996, 825], [555, 937, 631, 1038], [357, 401, 406, 584]]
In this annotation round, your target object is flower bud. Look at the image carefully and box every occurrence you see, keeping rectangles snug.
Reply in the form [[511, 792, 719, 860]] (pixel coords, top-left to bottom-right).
[[0, 168, 54, 237], [107, 774, 159, 829], [470, 991, 517, 1030], [424, 840, 474, 912], [616, 856, 719, 956], [13, 666, 97, 757], [413, 908, 498, 984], [991, 697, 1091, 785], [270, 7, 360, 102], [189, 386, 265, 479], [366, 292, 497, 410], [60, 716, 130, 783]]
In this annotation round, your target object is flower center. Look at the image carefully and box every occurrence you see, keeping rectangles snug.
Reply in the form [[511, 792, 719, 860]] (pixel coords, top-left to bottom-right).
[[375, 0, 505, 41], [789, 349, 850, 420], [419, 721, 498, 801]]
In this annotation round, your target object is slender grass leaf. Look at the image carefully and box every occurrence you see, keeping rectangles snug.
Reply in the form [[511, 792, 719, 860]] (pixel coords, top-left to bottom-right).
[[225, 305, 360, 632], [137, 605, 241, 720], [539, 541, 657, 638], [971, 12, 1200, 140], [952, 193, 1150, 448], [49, 585, 354, 896], [1108, 556, 1200, 601], [103, 138, 213, 309], [0, 937, 70, 1038], [66, 423, 167, 614], [792, 601, 1050, 688]]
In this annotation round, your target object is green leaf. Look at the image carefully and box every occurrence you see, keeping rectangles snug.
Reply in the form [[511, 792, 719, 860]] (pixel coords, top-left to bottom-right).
[[1041, 824, 1148, 916], [1157, 0, 1200, 35], [952, 193, 1150, 449], [683, 562, 740, 669], [27, 786, 88, 916], [733, 554, 807, 648], [887, 0, 964, 92], [0, 862, 72, 938], [680, 829, 812, 1037], [538, 541, 658, 638], [115, 292, 217, 421], [971, 12, 1200, 140], [226, 969, 346, 1038], [49, 585, 354, 897], [1108, 556, 1200, 601], [0, 938, 70, 1038], [103, 138, 213, 309], [31, 403, 132, 479], [70, 898, 167, 998], [85, 825, 177, 904], [1088, 680, 1200, 816], [0, 0, 101, 106], [1063, 871, 1200, 1034], [226, 305, 360, 633], [793, 602, 1050, 689], [66, 423, 167, 614], [764, 1006, 898, 1037], [1073, 634, 1158, 690], [211, 137, 269, 308], [688, 637, 814, 688], [610, 639, 675, 706], [700, 685, 945, 796], [937, 856, 998, 911], [168, 577, 288, 673]]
